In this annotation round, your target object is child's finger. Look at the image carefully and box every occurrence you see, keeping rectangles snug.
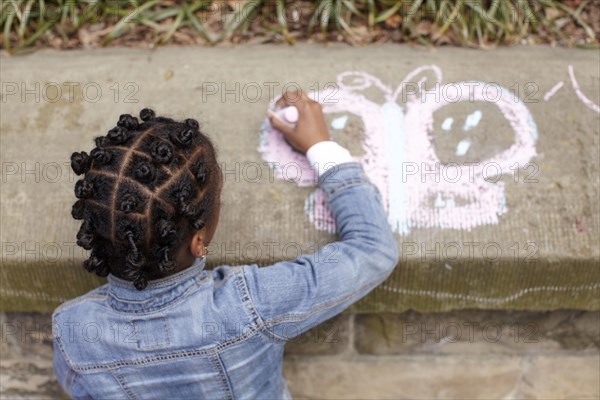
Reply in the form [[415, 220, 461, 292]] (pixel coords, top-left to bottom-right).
[[282, 89, 305, 107], [274, 96, 288, 111]]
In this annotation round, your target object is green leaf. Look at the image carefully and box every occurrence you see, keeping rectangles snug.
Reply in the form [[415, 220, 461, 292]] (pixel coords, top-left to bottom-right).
[[159, 8, 184, 44], [375, 2, 402, 24], [220, 0, 263, 41], [104, 0, 158, 44], [185, 4, 215, 44]]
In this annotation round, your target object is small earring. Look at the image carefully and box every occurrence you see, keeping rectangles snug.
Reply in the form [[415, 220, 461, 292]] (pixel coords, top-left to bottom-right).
[[201, 245, 208, 257]]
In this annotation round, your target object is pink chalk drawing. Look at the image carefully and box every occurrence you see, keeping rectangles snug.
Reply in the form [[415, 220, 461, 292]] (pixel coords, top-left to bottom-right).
[[258, 66, 539, 234], [544, 81, 564, 102], [568, 65, 600, 113], [543, 66, 600, 113]]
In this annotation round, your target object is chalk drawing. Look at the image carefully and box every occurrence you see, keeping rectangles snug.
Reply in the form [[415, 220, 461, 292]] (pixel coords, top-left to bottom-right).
[[304, 189, 335, 232], [568, 65, 600, 113], [259, 65, 539, 234], [455, 139, 471, 156], [441, 117, 454, 131], [544, 81, 564, 102], [379, 283, 600, 305], [463, 110, 482, 131], [331, 115, 349, 130], [434, 193, 456, 209], [258, 107, 318, 187], [544, 66, 599, 111]]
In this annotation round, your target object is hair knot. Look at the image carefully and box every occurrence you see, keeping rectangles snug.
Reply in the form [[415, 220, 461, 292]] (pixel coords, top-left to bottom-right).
[[124, 230, 145, 269], [90, 147, 113, 164], [71, 151, 91, 175], [181, 203, 203, 219], [94, 136, 108, 147], [150, 141, 174, 164], [75, 179, 94, 199], [120, 193, 139, 213], [184, 118, 199, 130], [169, 128, 195, 147], [134, 162, 155, 183], [71, 200, 86, 220], [76, 223, 94, 250], [118, 114, 139, 130], [107, 126, 132, 145], [157, 219, 177, 242], [84, 253, 105, 274], [140, 108, 156, 122], [191, 159, 207, 184], [133, 274, 148, 291], [126, 251, 145, 268], [157, 246, 176, 273]]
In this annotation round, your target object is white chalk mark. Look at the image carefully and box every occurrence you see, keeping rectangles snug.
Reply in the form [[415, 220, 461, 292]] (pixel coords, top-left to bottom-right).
[[463, 110, 482, 131], [434, 193, 456, 208], [568, 65, 600, 113], [434, 193, 445, 208], [455, 139, 471, 156], [543, 81, 564, 101], [331, 115, 348, 130], [444, 263, 452, 270], [392, 65, 443, 102], [380, 283, 600, 305], [441, 117, 454, 131]]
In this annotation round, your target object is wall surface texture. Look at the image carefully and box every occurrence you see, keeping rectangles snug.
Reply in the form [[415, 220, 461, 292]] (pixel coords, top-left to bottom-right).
[[1, 311, 599, 399], [1, 45, 599, 312]]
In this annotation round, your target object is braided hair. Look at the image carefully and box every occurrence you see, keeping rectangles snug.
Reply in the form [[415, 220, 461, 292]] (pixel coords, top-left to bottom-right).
[[70, 108, 220, 290]]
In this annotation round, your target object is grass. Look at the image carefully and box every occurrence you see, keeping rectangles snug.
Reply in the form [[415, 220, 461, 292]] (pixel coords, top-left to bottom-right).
[[0, 0, 598, 53]]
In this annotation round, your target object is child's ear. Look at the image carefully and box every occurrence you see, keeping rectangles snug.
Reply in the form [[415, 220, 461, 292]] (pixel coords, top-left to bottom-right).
[[188, 229, 206, 257]]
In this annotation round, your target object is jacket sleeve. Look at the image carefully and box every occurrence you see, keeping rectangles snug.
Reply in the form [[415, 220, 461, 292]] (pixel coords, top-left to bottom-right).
[[53, 319, 92, 399], [242, 161, 399, 341]]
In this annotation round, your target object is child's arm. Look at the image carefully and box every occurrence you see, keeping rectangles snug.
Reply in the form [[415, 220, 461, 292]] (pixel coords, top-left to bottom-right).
[[242, 91, 399, 341]]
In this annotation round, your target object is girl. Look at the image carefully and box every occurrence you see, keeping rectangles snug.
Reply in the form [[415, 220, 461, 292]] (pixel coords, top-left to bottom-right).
[[53, 90, 399, 399]]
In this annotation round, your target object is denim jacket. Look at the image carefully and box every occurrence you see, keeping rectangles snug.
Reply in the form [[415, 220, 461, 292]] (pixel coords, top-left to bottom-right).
[[52, 162, 399, 399]]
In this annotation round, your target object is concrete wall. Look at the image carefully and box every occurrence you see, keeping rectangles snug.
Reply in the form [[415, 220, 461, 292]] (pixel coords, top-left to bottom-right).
[[1, 311, 599, 398], [1, 45, 599, 313]]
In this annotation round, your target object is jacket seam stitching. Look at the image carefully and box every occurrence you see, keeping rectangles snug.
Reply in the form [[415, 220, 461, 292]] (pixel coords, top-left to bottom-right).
[[239, 267, 291, 342], [53, 295, 106, 315], [209, 353, 234, 400], [53, 312, 77, 371], [264, 273, 389, 327], [234, 270, 262, 325], [69, 324, 263, 372], [109, 369, 139, 400], [323, 177, 371, 198], [237, 268, 285, 342]]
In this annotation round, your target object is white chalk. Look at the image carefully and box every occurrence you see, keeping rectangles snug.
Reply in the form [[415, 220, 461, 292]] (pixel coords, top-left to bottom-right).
[[463, 110, 482, 131], [283, 106, 298, 123], [455, 139, 471, 156], [270, 106, 298, 128], [331, 115, 348, 130], [441, 117, 454, 131]]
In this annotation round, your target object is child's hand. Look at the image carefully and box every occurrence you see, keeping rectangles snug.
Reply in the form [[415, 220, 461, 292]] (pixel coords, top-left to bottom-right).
[[267, 89, 330, 154]]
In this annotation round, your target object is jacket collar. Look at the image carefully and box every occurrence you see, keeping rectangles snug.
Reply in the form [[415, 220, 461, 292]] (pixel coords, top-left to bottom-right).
[[106, 257, 207, 311]]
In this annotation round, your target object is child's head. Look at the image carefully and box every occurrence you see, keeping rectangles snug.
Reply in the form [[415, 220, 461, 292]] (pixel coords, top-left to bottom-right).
[[70, 109, 222, 290]]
